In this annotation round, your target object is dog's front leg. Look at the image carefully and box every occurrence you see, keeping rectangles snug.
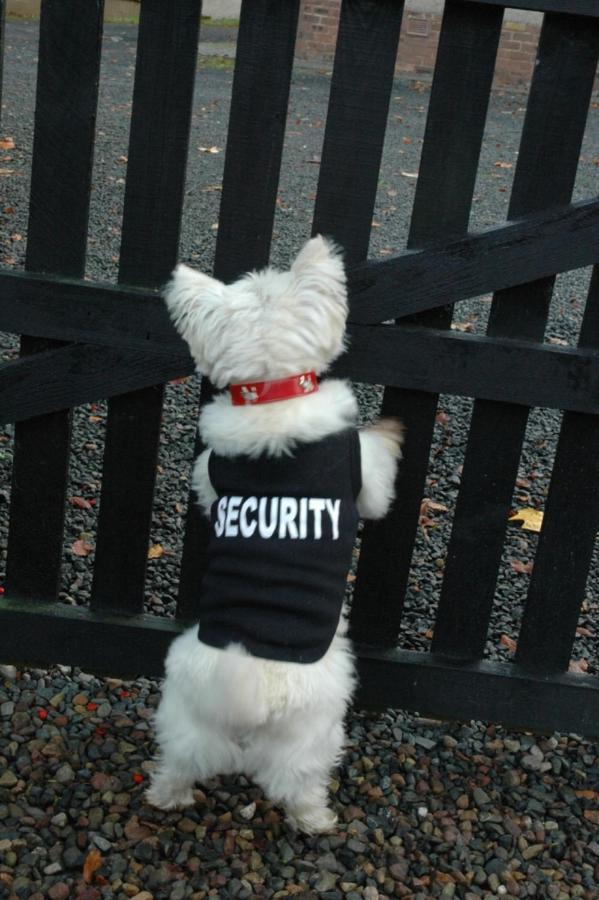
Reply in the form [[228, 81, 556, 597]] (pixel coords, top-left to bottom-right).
[[357, 418, 403, 519], [191, 448, 217, 516]]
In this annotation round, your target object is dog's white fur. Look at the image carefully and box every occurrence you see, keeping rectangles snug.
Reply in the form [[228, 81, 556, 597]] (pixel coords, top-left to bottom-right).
[[147, 236, 402, 833]]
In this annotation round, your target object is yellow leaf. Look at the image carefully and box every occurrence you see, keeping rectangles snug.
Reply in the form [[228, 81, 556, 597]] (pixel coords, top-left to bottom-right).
[[148, 544, 164, 559], [508, 507, 544, 533]]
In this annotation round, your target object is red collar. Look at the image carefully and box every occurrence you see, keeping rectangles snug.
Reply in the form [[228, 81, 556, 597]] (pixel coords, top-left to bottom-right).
[[229, 372, 319, 406]]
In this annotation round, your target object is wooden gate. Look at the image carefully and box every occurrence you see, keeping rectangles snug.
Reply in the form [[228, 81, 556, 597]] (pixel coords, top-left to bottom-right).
[[1, 0, 598, 737]]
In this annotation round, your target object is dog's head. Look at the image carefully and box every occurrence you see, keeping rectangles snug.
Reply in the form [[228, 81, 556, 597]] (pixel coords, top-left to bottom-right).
[[164, 235, 347, 388]]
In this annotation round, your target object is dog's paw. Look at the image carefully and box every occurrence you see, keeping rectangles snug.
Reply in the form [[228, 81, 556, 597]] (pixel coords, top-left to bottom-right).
[[290, 805, 338, 835], [145, 782, 195, 811], [369, 417, 404, 457]]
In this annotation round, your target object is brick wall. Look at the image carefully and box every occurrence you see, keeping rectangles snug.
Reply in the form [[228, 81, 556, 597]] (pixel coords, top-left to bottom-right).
[[295, 1, 342, 60], [296, 1, 540, 87]]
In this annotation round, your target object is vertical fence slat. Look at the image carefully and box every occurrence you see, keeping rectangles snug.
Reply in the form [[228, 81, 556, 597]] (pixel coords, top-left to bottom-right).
[[176, 0, 301, 618], [6, 0, 104, 602], [515, 267, 599, 671], [0, 0, 5, 115], [350, 0, 503, 645], [432, 14, 599, 660], [91, 0, 202, 612], [312, 0, 404, 258]]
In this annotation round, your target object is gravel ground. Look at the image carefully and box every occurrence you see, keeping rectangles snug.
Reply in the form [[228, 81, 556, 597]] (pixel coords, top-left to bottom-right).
[[0, 19, 598, 900], [1, 664, 598, 900]]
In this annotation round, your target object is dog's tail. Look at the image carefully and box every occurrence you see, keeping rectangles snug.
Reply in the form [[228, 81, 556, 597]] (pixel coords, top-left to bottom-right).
[[210, 643, 270, 731], [165, 629, 269, 732]]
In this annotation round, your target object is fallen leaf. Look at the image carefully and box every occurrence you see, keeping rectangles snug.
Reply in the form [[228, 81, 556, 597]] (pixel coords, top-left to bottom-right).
[[419, 498, 447, 537], [500, 634, 518, 654], [576, 789, 598, 800], [426, 500, 449, 513], [583, 810, 599, 825], [69, 496, 92, 511], [510, 559, 533, 575], [401, 171, 418, 179], [83, 848, 102, 883], [169, 376, 189, 386], [88, 415, 102, 423], [576, 626, 594, 638], [117, 155, 128, 163], [198, 145, 221, 154], [508, 508, 544, 533], [0, 168, 14, 176], [200, 183, 222, 193], [0, 137, 15, 150], [451, 321, 474, 333], [494, 161, 513, 168], [548, 336, 568, 346], [516, 477, 531, 489], [436, 411, 450, 426], [402, 136, 412, 145], [346, 573, 356, 583], [72, 539, 93, 557], [147, 544, 165, 559], [569, 658, 589, 674]]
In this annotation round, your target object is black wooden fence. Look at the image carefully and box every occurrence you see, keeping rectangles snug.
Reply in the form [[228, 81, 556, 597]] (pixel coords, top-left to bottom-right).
[[1, 0, 599, 737]]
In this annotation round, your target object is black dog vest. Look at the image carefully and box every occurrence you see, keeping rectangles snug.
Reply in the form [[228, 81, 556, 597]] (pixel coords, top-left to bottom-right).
[[198, 429, 362, 663]]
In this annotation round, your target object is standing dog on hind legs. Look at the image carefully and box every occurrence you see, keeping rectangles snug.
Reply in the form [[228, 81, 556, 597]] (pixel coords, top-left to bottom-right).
[[147, 236, 403, 834]]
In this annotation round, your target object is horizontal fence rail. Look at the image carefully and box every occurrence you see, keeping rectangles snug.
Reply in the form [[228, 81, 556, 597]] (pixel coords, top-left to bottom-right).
[[3, 324, 599, 424], [3, 195, 599, 342], [0, 0, 598, 737]]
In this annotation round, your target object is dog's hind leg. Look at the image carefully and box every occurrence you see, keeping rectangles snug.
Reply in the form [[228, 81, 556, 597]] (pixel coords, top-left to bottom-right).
[[146, 682, 244, 811], [145, 763, 197, 811], [246, 711, 345, 834], [146, 725, 243, 810]]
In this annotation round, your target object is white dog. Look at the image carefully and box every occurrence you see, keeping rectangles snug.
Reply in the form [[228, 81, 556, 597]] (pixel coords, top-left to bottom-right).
[[146, 236, 402, 834]]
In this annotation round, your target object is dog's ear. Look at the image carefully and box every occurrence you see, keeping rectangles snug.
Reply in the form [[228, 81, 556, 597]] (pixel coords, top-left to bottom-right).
[[163, 263, 223, 344], [291, 234, 345, 281], [291, 235, 347, 317], [288, 235, 348, 369]]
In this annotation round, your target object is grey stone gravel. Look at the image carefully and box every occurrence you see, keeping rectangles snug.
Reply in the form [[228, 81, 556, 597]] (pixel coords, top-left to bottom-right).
[[0, 664, 597, 898], [0, 16, 598, 900]]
